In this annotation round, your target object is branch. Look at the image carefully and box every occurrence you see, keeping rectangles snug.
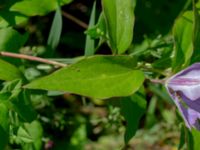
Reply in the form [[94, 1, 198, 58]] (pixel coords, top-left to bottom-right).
[[0, 51, 67, 67], [62, 11, 88, 29]]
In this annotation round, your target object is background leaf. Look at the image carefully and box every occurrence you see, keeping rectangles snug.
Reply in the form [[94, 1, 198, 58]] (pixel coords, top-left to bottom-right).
[[0, 27, 28, 52], [0, 0, 28, 28], [120, 92, 146, 144], [47, 5, 63, 55], [25, 55, 144, 99], [10, 0, 72, 16], [22, 121, 43, 150], [0, 59, 22, 81], [10, 90, 37, 122]]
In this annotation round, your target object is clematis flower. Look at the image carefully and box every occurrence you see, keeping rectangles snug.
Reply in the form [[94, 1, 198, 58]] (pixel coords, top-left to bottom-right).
[[165, 63, 200, 130]]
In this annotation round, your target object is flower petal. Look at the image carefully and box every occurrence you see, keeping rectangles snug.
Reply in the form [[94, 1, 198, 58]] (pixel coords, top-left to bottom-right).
[[165, 63, 200, 130], [167, 63, 200, 101]]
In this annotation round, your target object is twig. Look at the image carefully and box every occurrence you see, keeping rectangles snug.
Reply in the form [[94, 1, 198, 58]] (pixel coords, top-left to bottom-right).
[[0, 51, 67, 67], [149, 79, 166, 84], [62, 11, 88, 29]]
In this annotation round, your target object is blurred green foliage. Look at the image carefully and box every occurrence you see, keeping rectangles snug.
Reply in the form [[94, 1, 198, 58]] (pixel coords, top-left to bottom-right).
[[0, 0, 199, 150]]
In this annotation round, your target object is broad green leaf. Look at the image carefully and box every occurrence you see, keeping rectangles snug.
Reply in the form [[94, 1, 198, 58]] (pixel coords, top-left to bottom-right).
[[102, 0, 134, 54], [0, 103, 9, 149], [25, 55, 144, 99], [10, 0, 72, 16], [191, 2, 200, 63], [172, 11, 193, 72], [22, 121, 43, 150], [0, 27, 28, 52], [0, 59, 22, 81], [84, 1, 96, 56], [47, 6, 62, 53], [120, 92, 146, 144]]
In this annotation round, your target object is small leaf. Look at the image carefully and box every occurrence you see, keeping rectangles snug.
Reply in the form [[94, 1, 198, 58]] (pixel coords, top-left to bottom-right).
[[47, 5, 62, 53], [23, 121, 43, 150], [0, 59, 22, 81], [84, 1, 96, 56], [17, 127, 33, 143], [172, 11, 193, 72], [120, 92, 146, 144], [102, 0, 134, 54], [25, 55, 144, 99], [85, 13, 106, 40]]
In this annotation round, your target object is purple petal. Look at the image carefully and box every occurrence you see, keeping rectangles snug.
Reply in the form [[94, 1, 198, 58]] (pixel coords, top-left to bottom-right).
[[166, 87, 200, 129], [167, 63, 200, 101], [166, 63, 200, 130]]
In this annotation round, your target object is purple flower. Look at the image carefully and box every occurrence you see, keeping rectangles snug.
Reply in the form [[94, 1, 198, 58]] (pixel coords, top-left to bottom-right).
[[165, 63, 200, 130]]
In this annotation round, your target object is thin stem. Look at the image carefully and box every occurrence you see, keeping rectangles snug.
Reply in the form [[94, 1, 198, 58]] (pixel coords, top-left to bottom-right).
[[62, 11, 88, 29], [149, 79, 166, 84], [0, 51, 67, 67]]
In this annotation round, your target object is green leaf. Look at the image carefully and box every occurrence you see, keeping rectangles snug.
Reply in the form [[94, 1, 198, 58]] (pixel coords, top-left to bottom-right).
[[25, 55, 145, 99], [10, 90, 37, 122], [0, 59, 22, 81], [85, 13, 107, 52], [0, 12, 28, 28], [172, 11, 193, 72], [186, 127, 194, 150], [0, 80, 37, 122], [178, 123, 186, 150], [191, 2, 200, 63], [0, 27, 28, 52], [17, 126, 33, 143], [0, 0, 28, 28], [47, 5, 62, 53], [85, 13, 106, 40], [10, 0, 72, 16], [120, 92, 146, 144], [191, 128, 200, 150], [0, 103, 9, 149], [22, 121, 43, 150], [102, 0, 134, 54], [84, 1, 96, 56]]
